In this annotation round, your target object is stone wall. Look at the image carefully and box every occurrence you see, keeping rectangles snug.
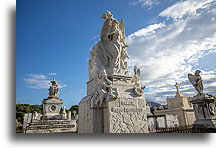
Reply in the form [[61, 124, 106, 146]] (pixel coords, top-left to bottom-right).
[[147, 114, 179, 131]]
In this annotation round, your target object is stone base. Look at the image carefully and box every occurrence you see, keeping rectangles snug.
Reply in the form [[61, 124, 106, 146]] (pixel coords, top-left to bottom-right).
[[24, 120, 77, 133], [42, 97, 63, 119], [78, 74, 149, 133], [190, 95, 215, 120], [193, 119, 216, 128], [190, 93, 215, 129]]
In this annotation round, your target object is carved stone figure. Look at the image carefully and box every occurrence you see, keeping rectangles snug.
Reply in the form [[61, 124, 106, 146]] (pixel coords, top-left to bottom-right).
[[32, 111, 39, 120], [88, 11, 129, 79], [188, 71, 216, 128], [209, 102, 215, 116], [132, 66, 145, 96], [174, 82, 179, 93], [62, 106, 66, 114], [93, 69, 120, 107], [49, 78, 59, 97], [133, 66, 140, 78], [188, 70, 204, 95]]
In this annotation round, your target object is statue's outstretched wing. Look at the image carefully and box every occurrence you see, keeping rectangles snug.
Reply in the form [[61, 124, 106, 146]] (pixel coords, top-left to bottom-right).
[[119, 20, 125, 39], [188, 73, 196, 86]]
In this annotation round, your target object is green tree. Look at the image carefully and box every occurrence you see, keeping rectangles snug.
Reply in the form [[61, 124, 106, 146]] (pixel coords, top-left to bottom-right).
[[68, 105, 78, 116], [16, 104, 43, 123]]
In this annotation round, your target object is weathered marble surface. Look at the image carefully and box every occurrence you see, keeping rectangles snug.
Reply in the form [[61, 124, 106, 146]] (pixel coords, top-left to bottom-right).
[[79, 75, 148, 133]]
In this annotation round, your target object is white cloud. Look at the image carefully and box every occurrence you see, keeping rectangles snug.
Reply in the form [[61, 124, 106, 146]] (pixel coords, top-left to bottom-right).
[[23, 73, 66, 89], [23, 74, 50, 89], [48, 73, 57, 76], [126, 0, 216, 104], [129, 0, 160, 10], [159, 0, 214, 20], [127, 23, 166, 44]]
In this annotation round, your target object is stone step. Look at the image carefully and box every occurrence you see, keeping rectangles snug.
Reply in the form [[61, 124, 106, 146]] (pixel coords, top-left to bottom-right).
[[31, 120, 76, 125], [27, 124, 75, 130], [26, 127, 77, 133]]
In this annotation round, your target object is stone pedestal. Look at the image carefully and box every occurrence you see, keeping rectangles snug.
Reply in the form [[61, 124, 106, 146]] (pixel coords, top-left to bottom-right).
[[42, 97, 63, 120], [78, 75, 149, 133], [190, 94, 216, 128]]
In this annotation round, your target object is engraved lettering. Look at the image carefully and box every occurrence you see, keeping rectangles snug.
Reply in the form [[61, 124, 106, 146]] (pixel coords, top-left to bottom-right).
[[121, 101, 135, 106], [111, 107, 143, 113]]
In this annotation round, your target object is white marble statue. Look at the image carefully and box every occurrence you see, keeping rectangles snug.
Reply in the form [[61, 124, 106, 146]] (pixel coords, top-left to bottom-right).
[[49, 78, 59, 97], [132, 66, 145, 96], [209, 102, 215, 116], [88, 11, 129, 79], [133, 66, 140, 78], [188, 70, 204, 95], [62, 106, 66, 114], [93, 69, 119, 107]]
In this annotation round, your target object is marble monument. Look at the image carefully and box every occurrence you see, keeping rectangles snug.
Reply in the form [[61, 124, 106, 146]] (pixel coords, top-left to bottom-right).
[[42, 78, 63, 119], [22, 79, 77, 133], [188, 70, 216, 128], [78, 11, 149, 133]]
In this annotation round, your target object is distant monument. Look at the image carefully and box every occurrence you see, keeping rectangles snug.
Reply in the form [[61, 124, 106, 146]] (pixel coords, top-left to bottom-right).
[[42, 78, 63, 119], [22, 79, 77, 133], [78, 11, 149, 133], [188, 70, 216, 128]]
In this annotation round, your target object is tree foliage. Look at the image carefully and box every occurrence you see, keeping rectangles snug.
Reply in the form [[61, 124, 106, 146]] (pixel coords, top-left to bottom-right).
[[68, 105, 78, 116], [16, 104, 43, 123]]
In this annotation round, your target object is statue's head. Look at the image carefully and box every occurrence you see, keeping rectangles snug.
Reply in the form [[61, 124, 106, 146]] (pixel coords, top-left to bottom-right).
[[106, 11, 112, 17], [195, 70, 201, 76], [101, 10, 113, 19]]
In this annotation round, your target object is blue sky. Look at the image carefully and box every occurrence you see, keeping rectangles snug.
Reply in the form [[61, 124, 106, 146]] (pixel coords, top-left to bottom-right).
[[16, 0, 216, 108]]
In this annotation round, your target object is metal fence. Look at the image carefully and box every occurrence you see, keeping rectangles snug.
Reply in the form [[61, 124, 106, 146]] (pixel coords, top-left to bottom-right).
[[156, 127, 216, 133]]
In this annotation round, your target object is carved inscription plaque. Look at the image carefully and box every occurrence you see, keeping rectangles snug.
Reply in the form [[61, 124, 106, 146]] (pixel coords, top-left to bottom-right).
[[120, 99, 136, 106], [111, 107, 143, 113]]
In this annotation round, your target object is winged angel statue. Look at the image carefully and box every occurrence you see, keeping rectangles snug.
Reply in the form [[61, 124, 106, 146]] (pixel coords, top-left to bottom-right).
[[89, 11, 129, 79], [188, 70, 204, 95]]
